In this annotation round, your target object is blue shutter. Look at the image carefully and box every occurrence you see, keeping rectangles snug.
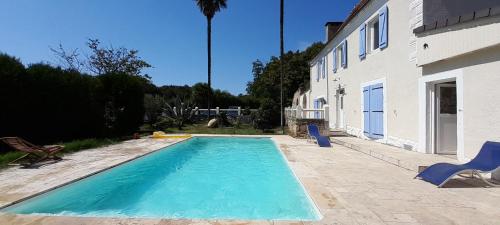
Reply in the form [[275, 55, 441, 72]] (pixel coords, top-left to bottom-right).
[[333, 49, 337, 73], [341, 40, 348, 68], [363, 83, 384, 139], [363, 87, 370, 135], [379, 6, 388, 49], [359, 24, 367, 59], [370, 84, 384, 139]]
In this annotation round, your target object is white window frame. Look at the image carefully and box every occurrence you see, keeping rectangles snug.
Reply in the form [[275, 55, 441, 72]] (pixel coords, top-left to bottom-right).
[[335, 44, 343, 72], [360, 77, 388, 142], [366, 15, 381, 55], [316, 62, 320, 82]]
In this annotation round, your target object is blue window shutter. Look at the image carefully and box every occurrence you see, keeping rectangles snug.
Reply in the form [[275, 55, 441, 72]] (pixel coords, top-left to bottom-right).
[[341, 40, 348, 68], [359, 24, 366, 59], [363, 87, 370, 136], [370, 84, 384, 139], [364, 83, 384, 139], [333, 49, 337, 73], [379, 6, 388, 49]]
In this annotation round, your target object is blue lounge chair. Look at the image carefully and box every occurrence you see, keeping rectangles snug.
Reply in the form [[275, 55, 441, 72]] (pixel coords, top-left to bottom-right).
[[415, 141, 500, 187], [307, 124, 331, 147]]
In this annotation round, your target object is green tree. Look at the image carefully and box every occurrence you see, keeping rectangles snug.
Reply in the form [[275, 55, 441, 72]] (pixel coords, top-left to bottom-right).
[[144, 94, 166, 125], [191, 83, 211, 108], [194, 0, 227, 117], [246, 42, 324, 126], [51, 39, 152, 78], [99, 73, 145, 136]]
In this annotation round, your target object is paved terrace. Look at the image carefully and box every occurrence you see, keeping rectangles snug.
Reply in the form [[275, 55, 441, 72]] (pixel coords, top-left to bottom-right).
[[0, 135, 499, 225], [330, 136, 459, 172]]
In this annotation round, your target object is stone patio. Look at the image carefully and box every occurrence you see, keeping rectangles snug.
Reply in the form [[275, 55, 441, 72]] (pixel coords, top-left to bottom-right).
[[329, 136, 459, 172], [0, 135, 499, 225]]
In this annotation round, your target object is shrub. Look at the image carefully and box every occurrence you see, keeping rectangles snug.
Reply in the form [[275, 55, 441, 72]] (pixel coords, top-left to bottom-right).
[[153, 118, 175, 131], [252, 98, 279, 130], [99, 73, 146, 137], [144, 94, 166, 125], [0, 53, 147, 144]]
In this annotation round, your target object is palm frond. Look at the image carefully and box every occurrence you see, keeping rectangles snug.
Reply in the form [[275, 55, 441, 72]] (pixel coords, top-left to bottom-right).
[[194, 0, 228, 19]]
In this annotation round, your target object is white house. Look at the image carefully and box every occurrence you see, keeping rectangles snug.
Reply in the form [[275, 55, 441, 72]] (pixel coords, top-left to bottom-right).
[[300, 0, 500, 162]]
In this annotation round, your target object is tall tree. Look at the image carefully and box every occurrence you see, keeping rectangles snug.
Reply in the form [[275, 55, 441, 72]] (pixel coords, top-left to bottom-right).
[[51, 39, 152, 78], [194, 0, 227, 118], [280, 0, 285, 133]]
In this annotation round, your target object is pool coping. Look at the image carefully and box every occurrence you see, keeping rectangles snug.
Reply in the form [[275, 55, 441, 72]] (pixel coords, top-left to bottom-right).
[[270, 137, 324, 221], [0, 135, 324, 223], [0, 137, 192, 211]]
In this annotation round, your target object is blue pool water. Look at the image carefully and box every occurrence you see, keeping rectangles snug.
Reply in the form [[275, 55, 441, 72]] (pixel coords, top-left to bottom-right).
[[2, 137, 320, 220]]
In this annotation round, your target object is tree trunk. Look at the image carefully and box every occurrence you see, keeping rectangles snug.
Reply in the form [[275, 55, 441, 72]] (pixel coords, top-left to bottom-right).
[[207, 17, 212, 118], [280, 0, 285, 133]]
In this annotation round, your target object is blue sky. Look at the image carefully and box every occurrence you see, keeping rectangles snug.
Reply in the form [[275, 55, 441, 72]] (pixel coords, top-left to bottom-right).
[[0, 0, 358, 95]]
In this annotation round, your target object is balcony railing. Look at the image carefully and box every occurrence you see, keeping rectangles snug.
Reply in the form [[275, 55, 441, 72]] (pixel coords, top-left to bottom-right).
[[285, 105, 329, 121]]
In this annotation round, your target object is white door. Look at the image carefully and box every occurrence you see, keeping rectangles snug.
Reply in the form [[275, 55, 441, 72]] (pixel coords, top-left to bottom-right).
[[436, 83, 457, 155], [336, 95, 345, 129]]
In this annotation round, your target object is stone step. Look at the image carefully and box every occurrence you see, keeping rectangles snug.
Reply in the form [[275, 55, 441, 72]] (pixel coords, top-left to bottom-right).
[[330, 136, 459, 172], [329, 129, 350, 137]]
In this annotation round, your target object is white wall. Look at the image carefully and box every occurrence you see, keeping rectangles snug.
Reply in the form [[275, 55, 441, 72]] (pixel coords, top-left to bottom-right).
[[422, 44, 500, 160], [309, 55, 330, 109], [322, 0, 422, 149], [416, 16, 500, 66]]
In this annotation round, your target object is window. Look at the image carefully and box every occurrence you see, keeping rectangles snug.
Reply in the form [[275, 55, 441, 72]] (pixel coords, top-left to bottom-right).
[[337, 45, 343, 68], [341, 40, 347, 68], [316, 62, 320, 82], [333, 49, 338, 73], [321, 57, 326, 79], [369, 19, 380, 51]]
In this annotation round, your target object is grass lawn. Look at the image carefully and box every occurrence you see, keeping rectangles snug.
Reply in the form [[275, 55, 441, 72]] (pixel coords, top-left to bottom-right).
[[0, 138, 119, 169]]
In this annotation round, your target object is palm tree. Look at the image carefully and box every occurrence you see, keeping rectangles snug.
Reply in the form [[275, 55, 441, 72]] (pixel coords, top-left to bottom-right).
[[280, 0, 285, 133], [194, 0, 227, 118]]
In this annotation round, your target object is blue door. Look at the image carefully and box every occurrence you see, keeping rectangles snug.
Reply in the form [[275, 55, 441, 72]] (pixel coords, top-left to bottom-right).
[[363, 84, 384, 139]]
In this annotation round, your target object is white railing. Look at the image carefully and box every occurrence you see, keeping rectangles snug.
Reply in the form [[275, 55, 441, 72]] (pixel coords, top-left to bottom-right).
[[193, 107, 257, 116], [285, 105, 329, 121]]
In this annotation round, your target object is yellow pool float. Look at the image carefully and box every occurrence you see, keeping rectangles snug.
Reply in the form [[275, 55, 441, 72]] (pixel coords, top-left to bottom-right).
[[152, 131, 191, 139]]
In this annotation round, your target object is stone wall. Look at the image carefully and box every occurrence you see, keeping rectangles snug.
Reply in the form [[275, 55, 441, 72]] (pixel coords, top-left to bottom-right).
[[287, 118, 328, 138]]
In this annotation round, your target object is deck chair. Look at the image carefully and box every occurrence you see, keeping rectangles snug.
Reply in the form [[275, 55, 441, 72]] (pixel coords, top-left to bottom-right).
[[415, 141, 500, 187], [0, 137, 63, 166], [307, 124, 331, 147]]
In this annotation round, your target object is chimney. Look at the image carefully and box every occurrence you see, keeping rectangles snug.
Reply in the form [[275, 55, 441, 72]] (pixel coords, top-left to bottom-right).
[[325, 22, 343, 42]]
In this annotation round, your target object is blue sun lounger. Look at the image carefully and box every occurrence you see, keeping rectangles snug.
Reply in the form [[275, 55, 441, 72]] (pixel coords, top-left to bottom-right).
[[307, 124, 331, 147], [415, 141, 500, 187]]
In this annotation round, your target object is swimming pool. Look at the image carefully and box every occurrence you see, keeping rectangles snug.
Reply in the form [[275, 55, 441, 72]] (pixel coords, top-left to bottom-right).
[[2, 137, 321, 220]]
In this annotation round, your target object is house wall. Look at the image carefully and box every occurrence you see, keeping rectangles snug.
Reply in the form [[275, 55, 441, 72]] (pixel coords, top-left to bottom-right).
[[309, 54, 330, 112], [422, 44, 500, 160], [416, 15, 500, 66], [322, 0, 422, 149], [305, 0, 500, 161]]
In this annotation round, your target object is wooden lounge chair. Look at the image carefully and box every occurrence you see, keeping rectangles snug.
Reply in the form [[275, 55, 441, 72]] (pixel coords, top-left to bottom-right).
[[0, 137, 63, 166]]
